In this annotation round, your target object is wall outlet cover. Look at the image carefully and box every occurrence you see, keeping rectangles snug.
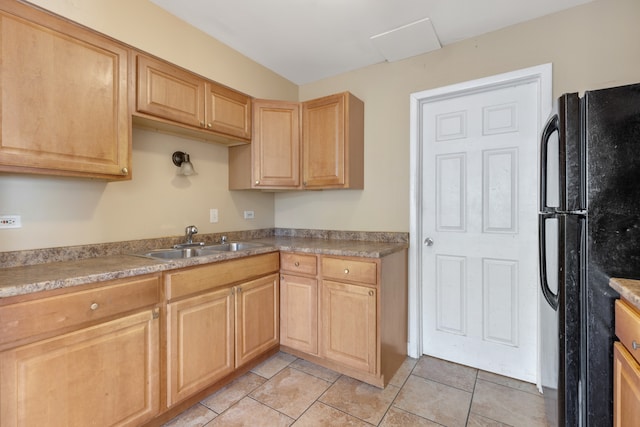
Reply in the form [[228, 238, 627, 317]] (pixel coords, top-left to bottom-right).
[[0, 215, 21, 229]]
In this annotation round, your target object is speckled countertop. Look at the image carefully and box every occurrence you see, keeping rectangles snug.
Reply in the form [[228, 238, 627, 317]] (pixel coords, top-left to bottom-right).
[[610, 278, 640, 310], [0, 235, 407, 299]]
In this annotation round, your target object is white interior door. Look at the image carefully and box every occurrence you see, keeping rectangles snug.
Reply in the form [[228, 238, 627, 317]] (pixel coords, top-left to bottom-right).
[[421, 80, 539, 382]]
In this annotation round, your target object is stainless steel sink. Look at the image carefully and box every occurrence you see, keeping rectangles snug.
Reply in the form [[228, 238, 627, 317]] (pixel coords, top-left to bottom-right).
[[203, 242, 265, 252], [139, 247, 213, 259], [138, 241, 267, 260]]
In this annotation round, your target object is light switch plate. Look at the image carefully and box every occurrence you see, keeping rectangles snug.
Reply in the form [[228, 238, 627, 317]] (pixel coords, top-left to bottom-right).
[[209, 208, 219, 223], [243, 210, 254, 220]]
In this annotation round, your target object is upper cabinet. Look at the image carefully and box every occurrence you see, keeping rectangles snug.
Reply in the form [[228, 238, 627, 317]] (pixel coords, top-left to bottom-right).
[[0, 1, 131, 180], [302, 92, 364, 189], [229, 92, 364, 190], [0, 0, 363, 183], [229, 99, 301, 189], [134, 53, 252, 144]]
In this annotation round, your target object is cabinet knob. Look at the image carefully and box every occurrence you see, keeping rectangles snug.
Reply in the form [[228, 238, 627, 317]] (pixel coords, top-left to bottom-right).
[[295, 261, 300, 267], [344, 268, 349, 274], [303, 181, 307, 186], [207, 123, 212, 128], [633, 340, 639, 350], [255, 180, 260, 185], [90, 302, 99, 311], [237, 287, 242, 293], [121, 167, 128, 175], [200, 121, 205, 127], [368, 290, 374, 297]]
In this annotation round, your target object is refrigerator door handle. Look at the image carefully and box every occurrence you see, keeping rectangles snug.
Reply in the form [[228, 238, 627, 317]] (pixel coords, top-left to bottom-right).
[[539, 113, 559, 213], [539, 212, 559, 310]]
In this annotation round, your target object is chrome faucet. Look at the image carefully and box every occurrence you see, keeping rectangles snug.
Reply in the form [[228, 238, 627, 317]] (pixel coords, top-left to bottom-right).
[[173, 225, 204, 248], [221, 235, 228, 244], [185, 225, 198, 244]]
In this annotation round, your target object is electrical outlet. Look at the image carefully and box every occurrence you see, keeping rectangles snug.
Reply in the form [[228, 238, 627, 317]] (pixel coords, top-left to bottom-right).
[[243, 210, 255, 220], [0, 215, 21, 229], [209, 208, 219, 223]]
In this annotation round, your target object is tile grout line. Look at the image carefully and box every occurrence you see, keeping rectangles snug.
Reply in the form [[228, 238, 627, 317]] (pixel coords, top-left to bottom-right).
[[464, 368, 480, 426], [379, 359, 419, 426]]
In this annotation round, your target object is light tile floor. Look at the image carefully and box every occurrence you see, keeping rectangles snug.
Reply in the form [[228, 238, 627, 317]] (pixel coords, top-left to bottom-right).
[[163, 352, 548, 427]]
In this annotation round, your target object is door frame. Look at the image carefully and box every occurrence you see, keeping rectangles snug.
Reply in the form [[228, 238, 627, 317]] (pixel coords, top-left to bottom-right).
[[407, 64, 553, 376]]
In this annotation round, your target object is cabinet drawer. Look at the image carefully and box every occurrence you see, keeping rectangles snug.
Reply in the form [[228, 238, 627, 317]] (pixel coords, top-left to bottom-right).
[[281, 252, 317, 276], [615, 299, 640, 365], [0, 274, 160, 346], [322, 256, 378, 285], [165, 252, 279, 300]]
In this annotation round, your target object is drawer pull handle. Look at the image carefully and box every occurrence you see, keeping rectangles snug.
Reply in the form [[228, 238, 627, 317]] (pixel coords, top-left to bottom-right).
[[368, 290, 374, 297], [344, 268, 349, 274], [295, 262, 300, 267], [90, 302, 99, 311], [633, 340, 639, 350]]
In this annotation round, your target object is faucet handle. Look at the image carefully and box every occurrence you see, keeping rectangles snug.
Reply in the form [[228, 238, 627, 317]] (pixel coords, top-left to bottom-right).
[[185, 225, 198, 235], [221, 235, 227, 244]]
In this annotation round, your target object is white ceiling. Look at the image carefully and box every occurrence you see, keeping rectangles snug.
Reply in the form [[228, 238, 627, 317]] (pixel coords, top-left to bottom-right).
[[150, 0, 594, 85]]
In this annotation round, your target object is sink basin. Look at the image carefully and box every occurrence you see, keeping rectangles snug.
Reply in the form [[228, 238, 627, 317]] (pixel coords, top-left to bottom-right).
[[140, 247, 215, 260], [204, 242, 265, 252], [138, 241, 268, 260]]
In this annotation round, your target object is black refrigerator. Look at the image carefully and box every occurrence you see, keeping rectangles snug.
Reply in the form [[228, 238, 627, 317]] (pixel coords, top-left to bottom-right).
[[539, 82, 640, 426]]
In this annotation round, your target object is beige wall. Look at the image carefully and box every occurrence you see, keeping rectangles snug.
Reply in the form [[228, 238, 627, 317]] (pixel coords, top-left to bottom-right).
[[275, 0, 640, 232], [0, 0, 298, 252], [1, 0, 639, 251]]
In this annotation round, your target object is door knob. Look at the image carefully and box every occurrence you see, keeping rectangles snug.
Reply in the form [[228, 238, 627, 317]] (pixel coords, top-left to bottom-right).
[[424, 237, 434, 246]]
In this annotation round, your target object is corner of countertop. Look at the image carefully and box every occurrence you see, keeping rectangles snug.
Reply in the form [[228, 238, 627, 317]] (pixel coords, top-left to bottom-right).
[[610, 277, 640, 311]]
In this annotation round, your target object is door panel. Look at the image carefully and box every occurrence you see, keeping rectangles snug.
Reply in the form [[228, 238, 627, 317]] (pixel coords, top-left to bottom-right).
[[422, 81, 538, 382]]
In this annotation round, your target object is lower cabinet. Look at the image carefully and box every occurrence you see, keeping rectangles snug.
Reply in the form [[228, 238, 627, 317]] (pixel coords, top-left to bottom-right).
[[0, 274, 162, 427], [321, 280, 377, 374], [164, 253, 280, 409], [279, 250, 408, 388], [614, 298, 640, 426], [0, 309, 160, 427]]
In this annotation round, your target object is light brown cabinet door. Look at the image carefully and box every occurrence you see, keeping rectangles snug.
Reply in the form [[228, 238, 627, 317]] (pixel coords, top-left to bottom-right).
[[302, 92, 364, 189], [136, 53, 252, 144], [280, 274, 318, 354], [252, 99, 301, 188], [167, 287, 235, 406], [235, 274, 279, 367], [614, 342, 640, 427], [206, 83, 252, 141], [136, 54, 206, 128], [0, 2, 130, 179], [321, 280, 376, 373], [0, 309, 160, 427]]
